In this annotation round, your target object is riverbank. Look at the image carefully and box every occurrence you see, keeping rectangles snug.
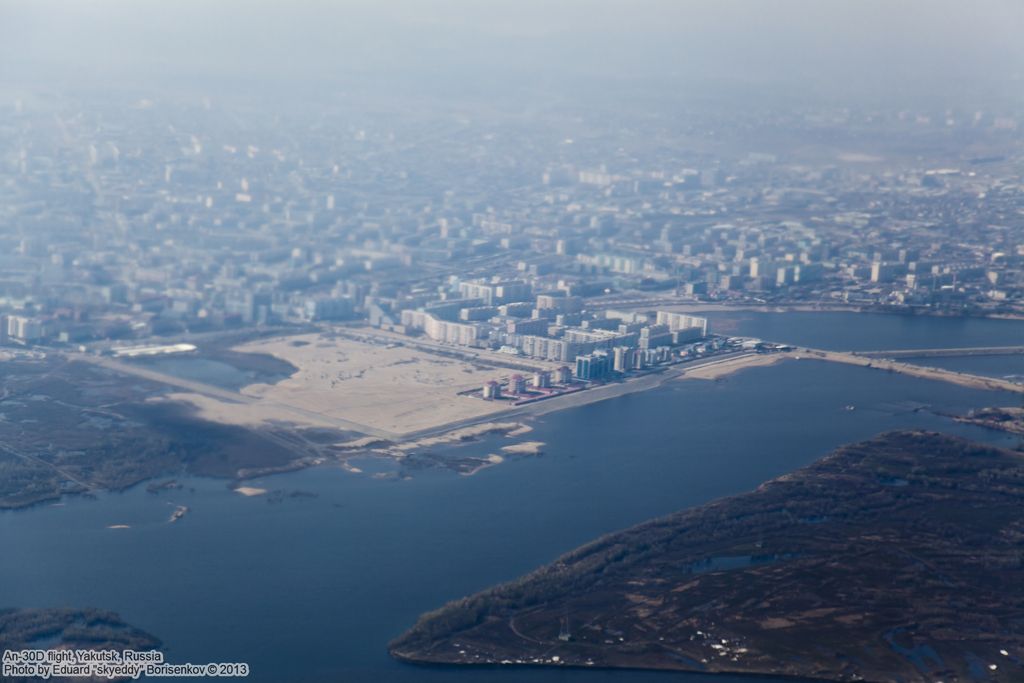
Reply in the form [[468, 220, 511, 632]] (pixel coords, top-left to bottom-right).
[[0, 608, 162, 662], [4, 334, 1012, 513], [390, 432, 1024, 682], [676, 352, 787, 380], [803, 347, 1024, 394], [395, 352, 779, 436], [5, 346, 1020, 683], [953, 406, 1024, 435], [640, 300, 1024, 321]]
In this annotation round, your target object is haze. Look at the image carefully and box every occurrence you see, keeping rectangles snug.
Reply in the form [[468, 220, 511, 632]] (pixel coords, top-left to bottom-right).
[[2, 0, 1023, 105]]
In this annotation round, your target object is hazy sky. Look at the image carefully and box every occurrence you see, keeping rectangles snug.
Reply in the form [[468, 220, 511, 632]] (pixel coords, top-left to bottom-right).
[[2, 0, 1022, 105]]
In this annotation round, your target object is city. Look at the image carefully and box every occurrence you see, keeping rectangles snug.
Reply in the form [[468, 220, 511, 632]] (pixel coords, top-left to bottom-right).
[[1, 94, 1023, 355], [2, 1, 1024, 682]]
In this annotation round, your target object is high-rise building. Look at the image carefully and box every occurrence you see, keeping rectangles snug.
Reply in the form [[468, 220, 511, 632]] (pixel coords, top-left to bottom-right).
[[505, 317, 549, 335], [655, 311, 709, 337], [482, 381, 501, 399], [6, 315, 44, 343], [401, 310, 481, 345], [513, 335, 585, 362], [304, 296, 354, 321], [613, 346, 634, 372], [458, 279, 532, 306], [639, 324, 673, 350], [536, 293, 583, 314], [575, 351, 611, 381]]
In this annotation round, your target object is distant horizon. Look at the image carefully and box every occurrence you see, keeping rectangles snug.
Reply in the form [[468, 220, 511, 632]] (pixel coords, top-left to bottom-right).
[[2, 0, 1023, 108]]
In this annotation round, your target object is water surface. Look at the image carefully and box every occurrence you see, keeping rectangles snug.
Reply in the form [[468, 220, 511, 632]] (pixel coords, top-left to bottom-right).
[[705, 310, 1024, 351], [1, 314, 1020, 683]]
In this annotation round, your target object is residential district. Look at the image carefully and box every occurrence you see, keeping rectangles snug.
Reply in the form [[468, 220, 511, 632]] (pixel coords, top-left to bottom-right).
[[1, 91, 1023, 390]]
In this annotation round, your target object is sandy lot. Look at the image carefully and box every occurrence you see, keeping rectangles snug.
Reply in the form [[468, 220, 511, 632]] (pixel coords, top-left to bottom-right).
[[500, 441, 545, 455], [234, 486, 268, 496], [144, 341, 802, 442], [679, 353, 788, 380], [166, 333, 519, 438]]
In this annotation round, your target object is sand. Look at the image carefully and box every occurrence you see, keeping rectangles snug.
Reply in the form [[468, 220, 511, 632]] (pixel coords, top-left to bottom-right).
[[390, 422, 523, 452], [85, 330, 800, 443], [348, 422, 529, 461], [678, 353, 788, 380], [101, 331, 856, 453], [500, 441, 545, 455], [162, 332, 533, 438], [234, 486, 267, 496], [808, 349, 1024, 393], [460, 454, 505, 477], [336, 436, 391, 450]]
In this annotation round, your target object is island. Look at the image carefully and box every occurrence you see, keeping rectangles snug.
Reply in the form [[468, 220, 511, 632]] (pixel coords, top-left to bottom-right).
[[955, 406, 1024, 436], [0, 608, 161, 682], [390, 431, 1024, 682]]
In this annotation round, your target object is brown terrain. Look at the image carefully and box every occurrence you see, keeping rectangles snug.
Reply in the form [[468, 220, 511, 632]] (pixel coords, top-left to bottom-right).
[[391, 431, 1024, 682], [0, 608, 161, 683], [0, 354, 349, 509], [956, 406, 1024, 436]]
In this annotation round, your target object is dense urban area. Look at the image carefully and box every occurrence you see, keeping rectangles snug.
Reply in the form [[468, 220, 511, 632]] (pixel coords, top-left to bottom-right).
[[3, 5, 1024, 680], [1, 92, 1023, 380]]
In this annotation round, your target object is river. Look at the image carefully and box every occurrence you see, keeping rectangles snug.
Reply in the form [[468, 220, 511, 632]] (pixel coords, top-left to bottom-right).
[[706, 309, 1024, 350], [1, 312, 1022, 683]]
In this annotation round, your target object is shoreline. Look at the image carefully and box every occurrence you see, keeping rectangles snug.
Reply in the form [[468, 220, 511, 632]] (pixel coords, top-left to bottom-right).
[[0, 352, 783, 512], [802, 348, 1024, 394], [6, 341, 1019, 512], [14, 344, 1022, 513], [639, 301, 1024, 321], [388, 432, 1023, 682], [396, 351, 778, 439], [392, 655, 834, 683]]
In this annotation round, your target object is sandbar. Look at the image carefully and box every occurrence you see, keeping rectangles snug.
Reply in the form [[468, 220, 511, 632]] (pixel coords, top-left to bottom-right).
[[234, 486, 267, 497], [500, 441, 545, 455]]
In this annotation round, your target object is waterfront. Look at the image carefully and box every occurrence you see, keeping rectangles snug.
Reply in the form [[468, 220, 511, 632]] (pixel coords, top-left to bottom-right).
[[905, 353, 1024, 383], [2, 313, 1024, 682], [706, 310, 1024, 351]]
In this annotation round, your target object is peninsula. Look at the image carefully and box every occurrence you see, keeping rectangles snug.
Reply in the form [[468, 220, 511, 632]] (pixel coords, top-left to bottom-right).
[[0, 607, 160, 652], [391, 432, 1024, 682]]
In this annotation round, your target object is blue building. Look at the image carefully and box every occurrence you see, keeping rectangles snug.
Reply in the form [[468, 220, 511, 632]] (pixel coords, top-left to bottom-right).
[[575, 351, 611, 381]]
